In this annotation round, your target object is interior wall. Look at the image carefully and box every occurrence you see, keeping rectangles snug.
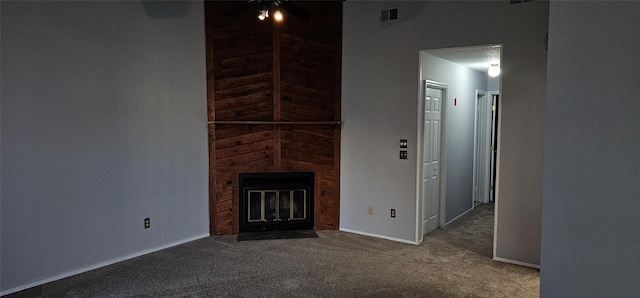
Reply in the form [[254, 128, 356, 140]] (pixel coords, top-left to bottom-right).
[[420, 54, 487, 223], [0, 1, 208, 293], [541, 1, 640, 296], [0, 1, 3, 290], [341, 0, 548, 266], [487, 76, 500, 92]]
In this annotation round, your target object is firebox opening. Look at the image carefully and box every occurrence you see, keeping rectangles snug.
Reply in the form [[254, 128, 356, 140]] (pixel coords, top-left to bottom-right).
[[239, 172, 314, 233]]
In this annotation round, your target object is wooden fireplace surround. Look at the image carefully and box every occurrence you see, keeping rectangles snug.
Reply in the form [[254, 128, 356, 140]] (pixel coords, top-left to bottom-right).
[[205, 1, 342, 235]]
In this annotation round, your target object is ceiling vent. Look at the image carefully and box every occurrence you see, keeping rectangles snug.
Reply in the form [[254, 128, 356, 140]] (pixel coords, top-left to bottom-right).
[[380, 8, 398, 22]]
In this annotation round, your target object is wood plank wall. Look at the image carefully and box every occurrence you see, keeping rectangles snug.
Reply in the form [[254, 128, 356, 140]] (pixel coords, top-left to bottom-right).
[[206, 1, 342, 235]]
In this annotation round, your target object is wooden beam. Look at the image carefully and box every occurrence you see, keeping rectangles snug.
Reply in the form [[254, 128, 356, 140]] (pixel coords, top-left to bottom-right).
[[204, 1, 217, 235], [273, 19, 282, 167], [208, 121, 342, 125]]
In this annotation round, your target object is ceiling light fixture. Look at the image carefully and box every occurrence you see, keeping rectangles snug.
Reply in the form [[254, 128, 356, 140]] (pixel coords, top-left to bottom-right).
[[256, 1, 284, 22], [273, 5, 284, 22], [488, 63, 501, 77], [257, 2, 269, 21]]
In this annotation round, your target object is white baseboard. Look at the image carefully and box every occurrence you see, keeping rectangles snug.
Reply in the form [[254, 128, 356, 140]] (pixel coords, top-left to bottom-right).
[[339, 228, 419, 245], [493, 256, 540, 269], [0, 233, 210, 296], [445, 207, 473, 226]]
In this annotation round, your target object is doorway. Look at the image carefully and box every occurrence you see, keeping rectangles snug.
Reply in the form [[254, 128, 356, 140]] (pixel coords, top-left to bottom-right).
[[418, 44, 501, 244]]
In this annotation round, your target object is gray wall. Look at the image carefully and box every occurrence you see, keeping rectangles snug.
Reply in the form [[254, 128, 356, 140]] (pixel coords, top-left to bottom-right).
[[341, 0, 548, 265], [420, 54, 487, 223], [0, 1, 3, 289], [0, 1, 208, 293], [541, 1, 640, 296], [487, 76, 500, 92]]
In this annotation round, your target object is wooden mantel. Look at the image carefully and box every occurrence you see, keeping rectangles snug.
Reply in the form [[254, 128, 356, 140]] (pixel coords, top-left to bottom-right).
[[205, 1, 343, 235], [208, 121, 342, 125]]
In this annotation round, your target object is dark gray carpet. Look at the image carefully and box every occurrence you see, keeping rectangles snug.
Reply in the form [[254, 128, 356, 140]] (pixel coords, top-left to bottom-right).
[[6, 203, 539, 297]]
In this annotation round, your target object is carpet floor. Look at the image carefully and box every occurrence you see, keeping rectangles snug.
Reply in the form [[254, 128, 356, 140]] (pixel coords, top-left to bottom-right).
[[6, 203, 539, 297]]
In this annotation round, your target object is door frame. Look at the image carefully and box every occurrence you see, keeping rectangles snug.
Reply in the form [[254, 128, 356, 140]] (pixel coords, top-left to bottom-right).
[[488, 91, 499, 202], [416, 80, 448, 241]]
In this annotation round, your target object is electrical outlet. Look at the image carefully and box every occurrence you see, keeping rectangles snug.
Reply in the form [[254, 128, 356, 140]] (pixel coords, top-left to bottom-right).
[[391, 209, 396, 218], [400, 151, 408, 159], [400, 139, 408, 148], [368, 205, 374, 215], [144, 218, 150, 229]]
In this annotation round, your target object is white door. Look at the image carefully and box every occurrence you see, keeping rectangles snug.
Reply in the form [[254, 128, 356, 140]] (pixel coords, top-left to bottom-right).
[[422, 85, 442, 235], [473, 91, 491, 205]]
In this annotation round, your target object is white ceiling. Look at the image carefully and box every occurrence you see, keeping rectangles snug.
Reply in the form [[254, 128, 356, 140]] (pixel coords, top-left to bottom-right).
[[426, 45, 501, 72]]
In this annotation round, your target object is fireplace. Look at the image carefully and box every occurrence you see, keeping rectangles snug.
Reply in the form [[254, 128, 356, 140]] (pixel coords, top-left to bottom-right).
[[238, 172, 314, 233]]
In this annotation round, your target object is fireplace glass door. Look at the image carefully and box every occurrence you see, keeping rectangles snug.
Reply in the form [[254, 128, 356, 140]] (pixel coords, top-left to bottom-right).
[[248, 189, 307, 223]]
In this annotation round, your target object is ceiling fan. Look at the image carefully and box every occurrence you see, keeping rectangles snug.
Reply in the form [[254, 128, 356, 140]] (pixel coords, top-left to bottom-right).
[[227, 0, 312, 21]]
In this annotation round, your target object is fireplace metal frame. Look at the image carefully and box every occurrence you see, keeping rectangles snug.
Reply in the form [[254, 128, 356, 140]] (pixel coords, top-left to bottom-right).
[[239, 172, 314, 232]]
